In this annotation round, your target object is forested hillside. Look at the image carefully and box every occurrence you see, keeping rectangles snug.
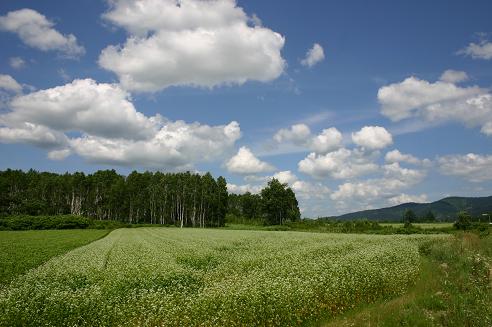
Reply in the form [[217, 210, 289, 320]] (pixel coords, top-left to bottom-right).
[[336, 196, 492, 221], [0, 169, 300, 227]]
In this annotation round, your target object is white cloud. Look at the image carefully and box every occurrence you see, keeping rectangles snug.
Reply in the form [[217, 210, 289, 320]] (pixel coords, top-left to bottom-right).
[[5, 79, 157, 140], [0, 79, 242, 168], [458, 40, 492, 60], [58, 68, 70, 82], [291, 180, 330, 200], [226, 146, 274, 174], [309, 127, 343, 154], [301, 43, 325, 68], [439, 70, 468, 83], [331, 163, 426, 202], [230, 170, 330, 202], [298, 148, 378, 179], [273, 123, 311, 145], [0, 9, 84, 57], [438, 153, 492, 182], [272, 170, 298, 185], [0, 74, 22, 93], [482, 122, 492, 135], [351, 126, 393, 150], [0, 123, 68, 148], [227, 183, 261, 194], [383, 162, 426, 184], [378, 74, 492, 135], [100, 0, 285, 92], [68, 120, 240, 168], [273, 124, 342, 154], [388, 193, 428, 206], [47, 148, 71, 160], [384, 149, 429, 166], [9, 57, 26, 69]]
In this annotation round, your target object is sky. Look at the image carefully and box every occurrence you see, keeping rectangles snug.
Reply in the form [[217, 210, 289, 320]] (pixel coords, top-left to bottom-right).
[[1, 0, 492, 217]]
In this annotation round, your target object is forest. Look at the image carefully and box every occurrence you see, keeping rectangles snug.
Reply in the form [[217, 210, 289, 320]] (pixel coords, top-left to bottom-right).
[[0, 169, 300, 227]]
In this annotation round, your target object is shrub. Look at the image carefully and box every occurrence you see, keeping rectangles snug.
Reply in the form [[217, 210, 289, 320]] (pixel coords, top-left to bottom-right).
[[0, 215, 90, 230]]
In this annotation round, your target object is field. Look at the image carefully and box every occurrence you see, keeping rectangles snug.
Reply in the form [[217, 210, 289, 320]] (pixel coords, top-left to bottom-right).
[[0, 228, 443, 326], [380, 222, 454, 229], [0, 229, 109, 284], [325, 232, 492, 326]]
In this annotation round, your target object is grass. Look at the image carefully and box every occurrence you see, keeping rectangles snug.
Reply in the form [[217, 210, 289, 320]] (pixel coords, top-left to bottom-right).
[[380, 222, 454, 229], [0, 229, 109, 284], [0, 228, 442, 326], [323, 232, 492, 326]]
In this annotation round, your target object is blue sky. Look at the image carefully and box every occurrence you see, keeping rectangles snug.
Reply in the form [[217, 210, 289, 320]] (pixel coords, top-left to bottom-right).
[[1, 0, 492, 217]]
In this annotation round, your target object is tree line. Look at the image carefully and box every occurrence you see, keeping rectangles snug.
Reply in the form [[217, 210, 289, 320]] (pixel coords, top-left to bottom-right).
[[0, 169, 227, 227], [228, 179, 300, 225], [0, 169, 300, 227]]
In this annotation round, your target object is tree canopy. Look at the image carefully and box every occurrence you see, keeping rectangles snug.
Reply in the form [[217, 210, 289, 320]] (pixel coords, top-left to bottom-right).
[[0, 169, 301, 227], [0, 169, 228, 227], [260, 178, 300, 225]]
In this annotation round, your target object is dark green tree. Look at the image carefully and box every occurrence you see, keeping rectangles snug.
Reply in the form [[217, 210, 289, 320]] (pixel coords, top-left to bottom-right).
[[261, 178, 300, 225], [216, 176, 228, 227], [454, 211, 471, 230], [0, 169, 232, 228], [422, 210, 436, 222], [403, 209, 416, 228]]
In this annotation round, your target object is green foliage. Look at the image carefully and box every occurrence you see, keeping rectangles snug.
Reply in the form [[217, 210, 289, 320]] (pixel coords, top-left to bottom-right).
[[0, 169, 230, 227], [403, 209, 417, 227], [228, 192, 263, 220], [454, 210, 472, 230], [0, 228, 438, 326], [0, 215, 90, 230], [0, 229, 108, 284], [260, 178, 300, 225], [224, 213, 264, 226], [337, 195, 492, 221], [422, 209, 436, 222], [324, 233, 492, 327]]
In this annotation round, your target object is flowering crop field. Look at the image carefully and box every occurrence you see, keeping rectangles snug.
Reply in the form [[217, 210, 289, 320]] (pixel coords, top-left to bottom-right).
[[0, 228, 444, 326]]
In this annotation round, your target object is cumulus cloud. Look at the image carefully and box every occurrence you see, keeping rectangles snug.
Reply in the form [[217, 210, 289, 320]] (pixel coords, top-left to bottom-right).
[[388, 193, 428, 206], [458, 40, 492, 60], [226, 146, 274, 174], [273, 171, 331, 199], [47, 148, 71, 160], [438, 153, 492, 182], [272, 170, 298, 185], [0, 79, 241, 168], [69, 120, 240, 168], [100, 0, 285, 92], [301, 43, 325, 68], [274, 124, 343, 154], [385, 149, 430, 166], [378, 73, 492, 135], [9, 57, 26, 69], [229, 170, 330, 202], [273, 123, 311, 145], [5, 79, 157, 140], [331, 163, 426, 202], [439, 70, 468, 83], [0, 74, 22, 93], [0, 9, 84, 57], [0, 123, 68, 148], [291, 180, 330, 200], [298, 148, 378, 179], [351, 126, 393, 150], [309, 127, 343, 154], [227, 183, 262, 195]]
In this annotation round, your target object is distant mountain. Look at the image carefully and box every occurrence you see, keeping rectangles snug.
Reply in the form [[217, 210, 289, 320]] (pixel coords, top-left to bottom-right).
[[336, 196, 492, 221]]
